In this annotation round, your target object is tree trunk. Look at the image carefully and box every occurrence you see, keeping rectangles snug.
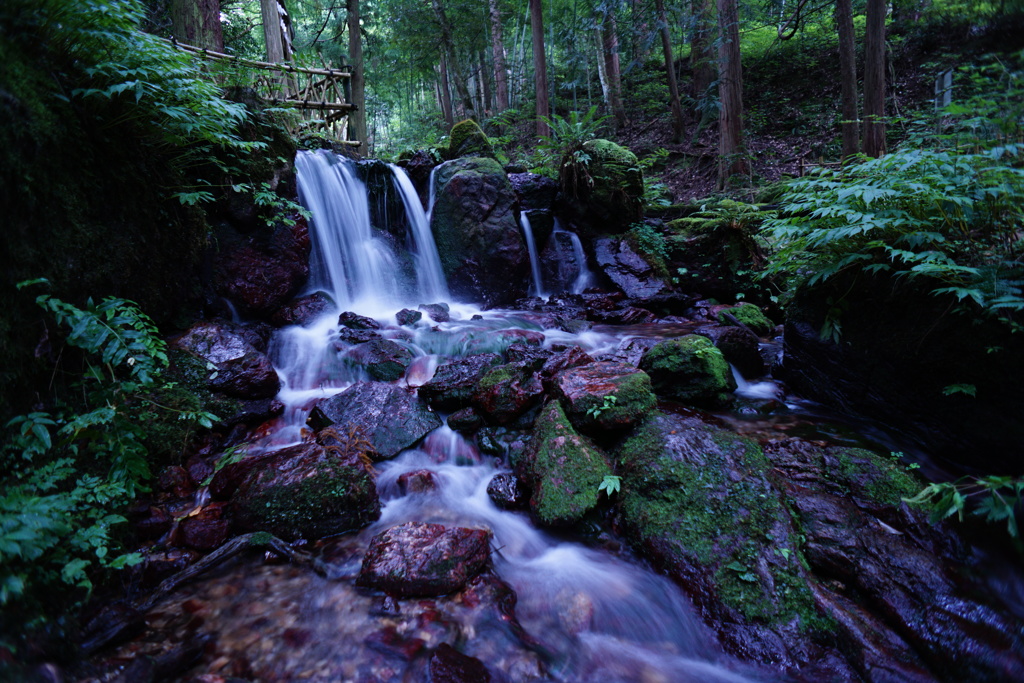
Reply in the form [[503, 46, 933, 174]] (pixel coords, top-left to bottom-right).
[[489, 0, 510, 111], [261, 0, 289, 63], [836, 0, 859, 158], [431, 0, 476, 120], [656, 0, 685, 142], [716, 0, 748, 187], [601, 9, 628, 129], [347, 0, 367, 152], [170, 0, 223, 51], [690, 0, 716, 107], [863, 0, 887, 157], [530, 0, 550, 137], [438, 56, 455, 128], [479, 51, 492, 114], [594, 28, 611, 109]]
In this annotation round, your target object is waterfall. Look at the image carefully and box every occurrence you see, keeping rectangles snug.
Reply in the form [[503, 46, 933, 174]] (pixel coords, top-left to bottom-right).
[[519, 212, 546, 298], [426, 165, 440, 221], [389, 164, 449, 303], [552, 221, 595, 294]]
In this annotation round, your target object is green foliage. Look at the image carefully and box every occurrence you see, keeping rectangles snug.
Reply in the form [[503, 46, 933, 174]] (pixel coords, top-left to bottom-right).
[[586, 395, 619, 420], [905, 475, 1024, 538], [1, 285, 213, 632], [598, 475, 621, 498], [538, 107, 612, 197]]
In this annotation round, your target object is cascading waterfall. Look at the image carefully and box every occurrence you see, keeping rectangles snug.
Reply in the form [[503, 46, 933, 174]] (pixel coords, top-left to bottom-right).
[[389, 163, 449, 303], [552, 221, 595, 294], [519, 212, 547, 298]]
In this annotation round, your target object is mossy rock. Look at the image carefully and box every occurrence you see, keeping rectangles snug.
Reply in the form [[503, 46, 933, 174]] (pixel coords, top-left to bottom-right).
[[718, 303, 774, 337], [523, 401, 612, 527], [640, 335, 735, 407], [447, 119, 494, 159], [617, 411, 822, 628], [562, 139, 643, 234], [825, 447, 921, 507], [553, 361, 657, 432]]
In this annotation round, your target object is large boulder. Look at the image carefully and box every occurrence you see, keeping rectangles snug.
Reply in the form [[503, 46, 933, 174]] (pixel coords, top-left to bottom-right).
[[308, 381, 441, 459], [357, 522, 492, 597], [215, 219, 310, 319], [472, 361, 545, 424], [519, 401, 612, 527], [508, 172, 559, 211], [172, 321, 280, 399], [640, 335, 735, 407], [231, 438, 380, 541], [343, 339, 414, 381], [429, 157, 529, 305], [560, 139, 643, 234], [552, 361, 656, 432], [419, 353, 503, 411], [594, 237, 668, 299], [446, 119, 495, 159]]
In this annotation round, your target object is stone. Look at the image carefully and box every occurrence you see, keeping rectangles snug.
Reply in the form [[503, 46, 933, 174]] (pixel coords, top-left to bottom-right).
[[343, 339, 414, 381], [561, 139, 643, 234], [640, 334, 736, 407], [338, 311, 382, 330], [357, 522, 492, 597], [552, 361, 656, 432], [697, 325, 765, 378], [486, 472, 528, 510], [172, 321, 280, 399], [519, 401, 612, 527], [429, 643, 493, 683], [215, 220, 310, 319], [472, 361, 545, 424], [418, 302, 451, 323], [429, 157, 529, 305], [447, 119, 494, 159], [396, 308, 423, 326], [270, 291, 334, 327], [717, 303, 774, 336], [419, 353, 503, 411], [594, 237, 668, 300], [397, 469, 437, 494], [508, 172, 559, 211], [180, 505, 229, 551], [308, 382, 441, 459], [447, 407, 483, 433], [232, 439, 380, 541]]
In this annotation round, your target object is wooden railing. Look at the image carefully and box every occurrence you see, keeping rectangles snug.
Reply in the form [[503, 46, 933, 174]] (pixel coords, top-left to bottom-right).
[[165, 38, 360, 146]]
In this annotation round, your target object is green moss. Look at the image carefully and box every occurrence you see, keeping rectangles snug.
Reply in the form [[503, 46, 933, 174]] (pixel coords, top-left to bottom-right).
[[640, 335, 735, 407], [447, 119, 494, 159], [618, 413, 824, 629], [829, 447, 921, 507], [718, 303, 774, 336], [529, 401, 612, 526]]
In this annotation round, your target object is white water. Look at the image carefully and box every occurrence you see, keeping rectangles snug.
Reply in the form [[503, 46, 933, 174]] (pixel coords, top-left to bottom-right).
[[731, 365, 781, 400], [389, 163, 449, 303], [553, 221, 595, 294], [520, 212, 547, 298]]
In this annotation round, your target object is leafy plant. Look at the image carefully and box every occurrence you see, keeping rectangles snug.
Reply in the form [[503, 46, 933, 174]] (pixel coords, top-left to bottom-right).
[[538, 106, 612, 197], [904, 475, 1024, 538], [598, 475, 621, 498], [586, 395, 618, 420]]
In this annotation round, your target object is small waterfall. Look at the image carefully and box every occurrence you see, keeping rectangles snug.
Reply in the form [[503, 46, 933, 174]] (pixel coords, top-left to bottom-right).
[[426, 165, 440, 220], [389, 164, 449, 303], [553, 221, 595, 294], [731, 365, 780, 400], [519, 212, 546, 298]]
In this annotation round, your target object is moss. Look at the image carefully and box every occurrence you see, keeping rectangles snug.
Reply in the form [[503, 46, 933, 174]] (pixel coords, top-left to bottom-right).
[[572, 369, 657, 433], [718, 303, 774, 336], [640, 335, 735, 407], [618, 413, 824, 629], [447, 119, 494, 159], [529, 401, 612, 526], [829, 447, 921, 507]]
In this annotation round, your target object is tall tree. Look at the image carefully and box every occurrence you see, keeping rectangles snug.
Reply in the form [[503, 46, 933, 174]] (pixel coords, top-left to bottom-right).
[[489, 0, 510, 111], [437, 56, 455, 127], [690, 0, 716, 109], [655, 0, 685, 141], [599, 5, 628, 128], [431, 0, 476, 120], [347, 0, 367, 150], [170, 0, 223, 50], [863, 0, 887, 157], [530, 0, 550, 137], [716, 0, 748, 187], [836, 0, 859, 158], [261, 0, 291, 63]]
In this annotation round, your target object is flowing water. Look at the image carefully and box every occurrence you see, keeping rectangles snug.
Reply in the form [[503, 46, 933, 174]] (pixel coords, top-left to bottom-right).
[[177, 150, 766, 681], [519, 212, 547, 298]]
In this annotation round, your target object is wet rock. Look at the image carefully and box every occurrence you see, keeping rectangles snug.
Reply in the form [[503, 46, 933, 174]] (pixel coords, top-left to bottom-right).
[[429, 643, 493, 682], [134, 504, 173, 541], [418, 302, 450, 323], [397, 469, 437, 494], [172, 321, 280, 399], [339, 311, 382, 330], [472, 361, 545, 424], [508, 172, 559, 211], [419, 353, 503, 411], [232, 440, 380, 541], [553, 361, 656, 432], [493, 328, 545, 348], [504, 342, 551, 365], [519, 401, 612, 527], [696, 325, 765, 378], [365, 625, 426, 661], [396, 308, 423, 326], [561, 139, 643, 234], [717, 303, 774, 337], [448, 407, 483, 433], [446, 119, 494, 159], [157, 466, 194, 498], [180, 505, 230, 551], [271, 291, 333, 326], [81, 603, 146, 654], [594, 238, 667, 299], [344, 339, 414, 381], [335, 327, 382, 345], [640, 334, 736, 408], [429, 157, 529, 305], [607, 336, 659, 368], [139, 548, 202, 587], [397, 149, 438, 199], [486, 472, 528, 510], [216, 398, 284, 429], [215, 220, 309, 318], [357, 522, 492, 597], [588, 305, 658, 325], [538, 346, 594, 388], [309, 381, 441, 459], [538, 228, 587, 295]]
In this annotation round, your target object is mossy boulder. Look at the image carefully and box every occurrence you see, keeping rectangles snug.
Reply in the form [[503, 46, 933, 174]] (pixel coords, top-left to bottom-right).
[[472, 361, 545, 424], [231, 439, 380, 541], [520, 401, 612, 527], [447, 119, 495, 159], [640, 335, 735, 407], [343, 339, 414, 381], [429, 157, 529, 305], [552, 361, 656, 433], [718, 303, 773, 337], [561, 139, 643, 234]]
